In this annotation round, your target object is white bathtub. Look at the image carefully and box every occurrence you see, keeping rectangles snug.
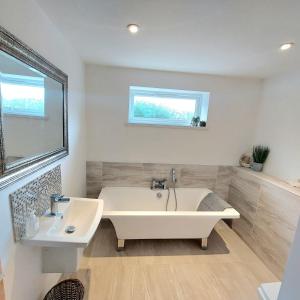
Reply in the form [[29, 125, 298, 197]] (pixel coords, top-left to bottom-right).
[[100, 187, 239, 249]]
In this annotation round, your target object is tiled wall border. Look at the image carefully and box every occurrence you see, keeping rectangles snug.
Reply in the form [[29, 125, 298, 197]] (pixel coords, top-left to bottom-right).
[[86, 161, 236, 200], [10, 165, 62, 241], [228, 167, 300, 278]]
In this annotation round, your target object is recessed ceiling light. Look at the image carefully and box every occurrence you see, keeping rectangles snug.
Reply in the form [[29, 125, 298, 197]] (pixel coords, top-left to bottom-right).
[[280, 42, 295, 51], [127, 24, 139, 34]]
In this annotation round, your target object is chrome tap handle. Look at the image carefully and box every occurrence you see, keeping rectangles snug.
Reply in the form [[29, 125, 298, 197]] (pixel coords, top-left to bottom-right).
[[50, 194, 70, 216], [50, 194, 70, 202], [151, 179, 168, 190]]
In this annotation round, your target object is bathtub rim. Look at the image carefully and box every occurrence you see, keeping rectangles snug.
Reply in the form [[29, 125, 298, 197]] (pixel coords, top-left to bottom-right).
[[102, 207, 240, 219]]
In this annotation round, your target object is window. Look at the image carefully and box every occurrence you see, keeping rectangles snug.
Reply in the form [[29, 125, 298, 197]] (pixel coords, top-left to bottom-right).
[[0, 73, 45, 117], [128, 86, 209, 127]]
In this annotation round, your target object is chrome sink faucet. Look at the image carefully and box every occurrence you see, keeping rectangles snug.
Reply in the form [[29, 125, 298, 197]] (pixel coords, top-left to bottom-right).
[[50, 194, 70, 216]]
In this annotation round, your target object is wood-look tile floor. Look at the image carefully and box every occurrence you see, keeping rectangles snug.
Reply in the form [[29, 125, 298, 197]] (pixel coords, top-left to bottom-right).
[[76, 220, 277, 300]]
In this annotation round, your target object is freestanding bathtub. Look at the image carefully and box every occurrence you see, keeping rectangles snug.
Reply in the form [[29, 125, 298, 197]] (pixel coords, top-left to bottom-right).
[[100, 187, 239, 250]]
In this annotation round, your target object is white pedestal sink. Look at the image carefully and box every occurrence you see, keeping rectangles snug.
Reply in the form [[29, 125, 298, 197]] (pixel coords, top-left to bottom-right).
[[22, 197, 103, 273]]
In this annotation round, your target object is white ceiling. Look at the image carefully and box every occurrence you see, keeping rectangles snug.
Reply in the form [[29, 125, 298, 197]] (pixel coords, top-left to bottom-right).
[[37, 0, 300, 78]]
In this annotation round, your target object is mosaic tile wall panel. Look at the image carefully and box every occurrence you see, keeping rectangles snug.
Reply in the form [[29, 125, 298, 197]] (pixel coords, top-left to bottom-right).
[[10, 165, 62, 241]]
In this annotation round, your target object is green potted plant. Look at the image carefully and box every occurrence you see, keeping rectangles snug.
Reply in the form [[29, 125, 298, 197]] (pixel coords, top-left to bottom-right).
[[191, 116, 200, 127], [251, 145, 270, 172]]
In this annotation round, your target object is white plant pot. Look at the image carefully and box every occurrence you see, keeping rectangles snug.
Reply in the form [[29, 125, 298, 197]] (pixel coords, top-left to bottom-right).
[[251, 162, 264, 172]]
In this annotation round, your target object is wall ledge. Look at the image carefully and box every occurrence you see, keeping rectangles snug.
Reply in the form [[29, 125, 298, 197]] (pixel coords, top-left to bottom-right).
[[234, 166, 300, 198]]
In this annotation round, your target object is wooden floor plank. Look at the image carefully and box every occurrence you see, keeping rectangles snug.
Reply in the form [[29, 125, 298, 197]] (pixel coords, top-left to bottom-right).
[[71, 219, 277, 300]]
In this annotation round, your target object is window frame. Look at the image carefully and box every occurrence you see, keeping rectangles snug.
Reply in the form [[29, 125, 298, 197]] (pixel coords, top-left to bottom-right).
[[128, 86, 209, 127]]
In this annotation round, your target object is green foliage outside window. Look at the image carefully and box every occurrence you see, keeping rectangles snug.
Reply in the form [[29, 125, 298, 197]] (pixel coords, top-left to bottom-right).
[[133, 101, 194, 120]]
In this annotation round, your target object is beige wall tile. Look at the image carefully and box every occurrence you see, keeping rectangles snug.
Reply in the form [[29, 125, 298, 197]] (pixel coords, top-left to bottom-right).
[[214, 166, 236, 200], [86, 161, 102, 198], [180, 165, 218, 188], [87, 161, 235, 200], [228, 167, 300, 279], [251, 184, 300, 278], [232, 215, 255, 248], [228, 185, 259, 225], [87, 181, 102, 199], [86, 161, 102, 182], [87, 161, 225, 190], [102, 162, 148, 187]]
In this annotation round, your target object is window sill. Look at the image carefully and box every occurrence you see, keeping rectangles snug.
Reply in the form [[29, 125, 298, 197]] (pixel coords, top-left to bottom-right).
[[126, 122, 208, 130], [4, 113, 49, 120]]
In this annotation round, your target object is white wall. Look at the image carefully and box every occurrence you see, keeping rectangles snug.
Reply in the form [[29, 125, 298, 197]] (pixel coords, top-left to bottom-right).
[[85, 64, 262, 165], [254, 70, 300, 182], [0, 0, 86, 299]]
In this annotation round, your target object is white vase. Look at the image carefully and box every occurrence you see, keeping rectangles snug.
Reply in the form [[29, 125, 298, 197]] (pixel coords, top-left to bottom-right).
[[251, 162, 264, 172]]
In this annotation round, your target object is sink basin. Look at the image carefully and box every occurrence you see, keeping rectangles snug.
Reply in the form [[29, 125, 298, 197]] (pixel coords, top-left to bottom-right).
[[22, 197, 103, 247]]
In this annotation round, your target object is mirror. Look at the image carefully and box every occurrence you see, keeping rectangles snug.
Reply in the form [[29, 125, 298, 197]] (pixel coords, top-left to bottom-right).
[[0, 26, 68, 189], [0, 51, 64, 165]]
